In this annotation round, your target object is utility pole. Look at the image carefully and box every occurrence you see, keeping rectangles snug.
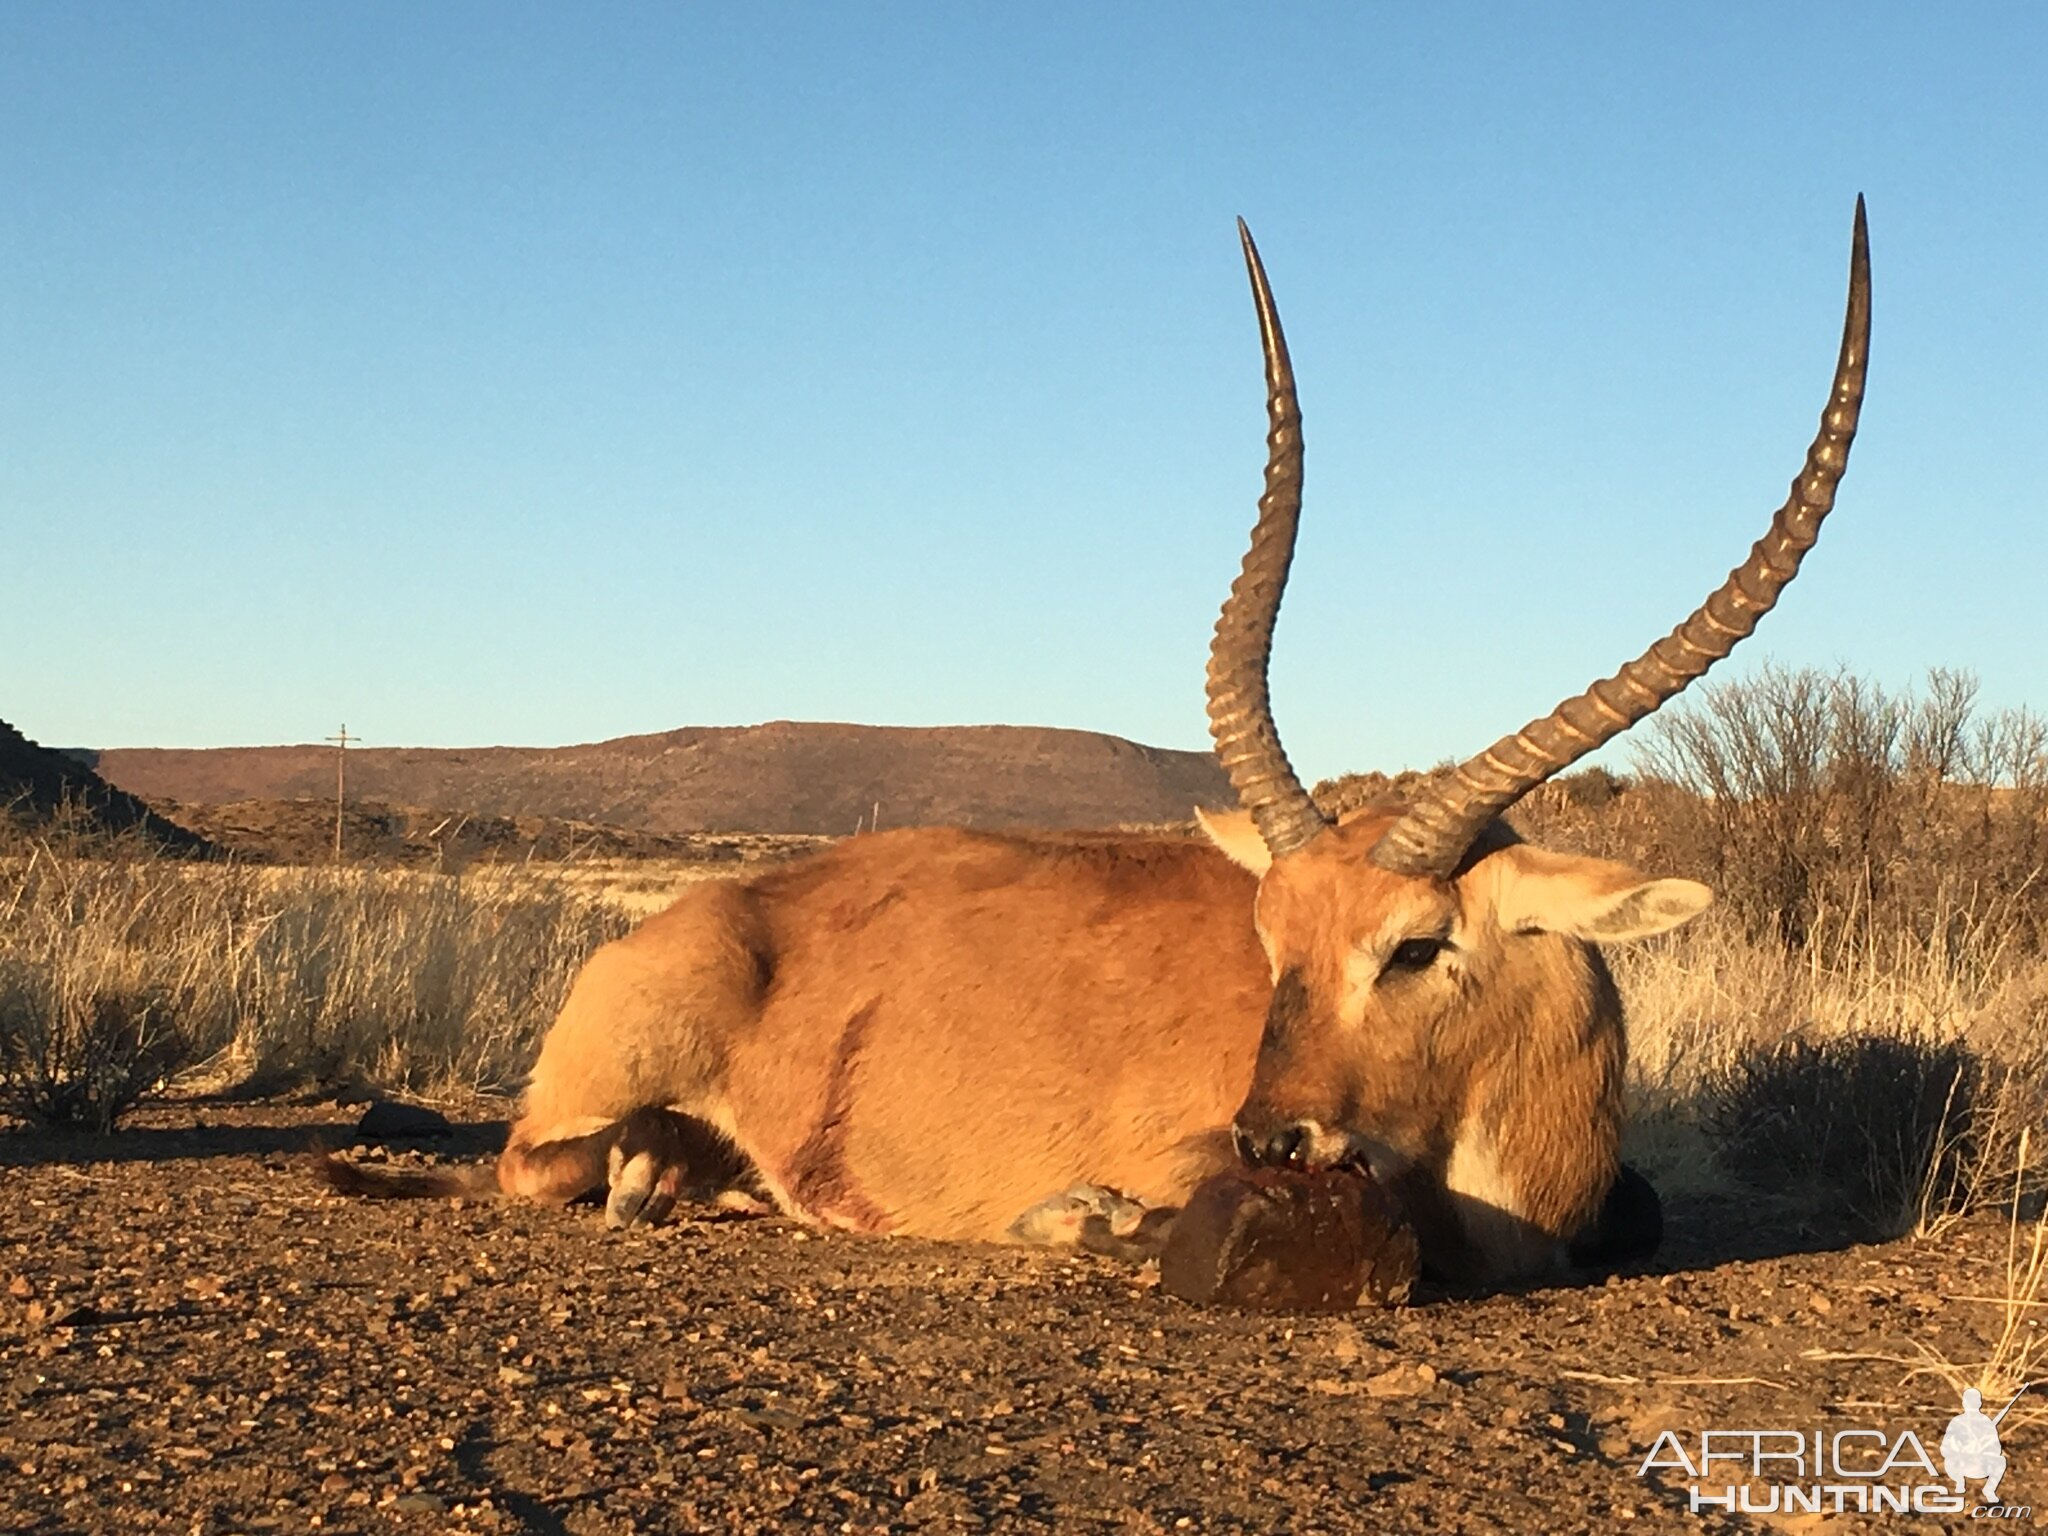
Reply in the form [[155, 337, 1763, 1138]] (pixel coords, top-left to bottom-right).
[[324, 725, 357, 862]]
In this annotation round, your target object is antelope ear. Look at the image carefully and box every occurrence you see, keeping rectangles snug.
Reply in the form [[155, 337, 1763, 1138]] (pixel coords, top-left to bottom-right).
[[1489, 844, 1712, 942], [1195, 806, 1272, 876]]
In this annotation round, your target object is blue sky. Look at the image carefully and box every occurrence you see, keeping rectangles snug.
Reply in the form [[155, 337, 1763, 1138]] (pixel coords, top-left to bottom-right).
[[4, 4, 2043, 783]]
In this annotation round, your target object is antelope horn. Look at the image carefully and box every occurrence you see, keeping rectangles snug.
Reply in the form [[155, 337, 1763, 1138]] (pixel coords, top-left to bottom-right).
[[1206, 219, 1333, 860], [1372, 196, 1873, 878]]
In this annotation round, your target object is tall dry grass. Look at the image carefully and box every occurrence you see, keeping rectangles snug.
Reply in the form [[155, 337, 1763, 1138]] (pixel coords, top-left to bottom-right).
[[0, 823, 633, 1126], [1610, 902, 2047, 1233]]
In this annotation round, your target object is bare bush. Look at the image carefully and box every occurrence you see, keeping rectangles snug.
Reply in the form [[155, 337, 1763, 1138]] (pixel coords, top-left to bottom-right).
[[0, 964, 186, 1132], [1632, 665, 2048, 952], [1498, 666, 2048, 964]]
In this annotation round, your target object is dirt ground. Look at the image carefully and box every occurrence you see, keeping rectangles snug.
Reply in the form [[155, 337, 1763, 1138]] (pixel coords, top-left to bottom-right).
[[1, 1104, 2033, 1535]]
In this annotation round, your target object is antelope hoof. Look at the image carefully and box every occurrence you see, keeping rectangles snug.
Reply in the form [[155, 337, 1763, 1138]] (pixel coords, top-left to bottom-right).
[[1078, 1205, 1180, 1265], [1009, 1184, 1156, 1248], [604, 1149, 682, 1229], [603, 1108, 691, 1229]]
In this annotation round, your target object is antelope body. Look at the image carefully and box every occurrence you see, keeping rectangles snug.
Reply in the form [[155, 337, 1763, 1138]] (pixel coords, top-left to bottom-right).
[[325, 205, 1872, 1286]]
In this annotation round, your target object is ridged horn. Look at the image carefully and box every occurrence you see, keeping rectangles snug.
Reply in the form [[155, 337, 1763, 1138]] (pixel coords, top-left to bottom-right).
[[1206, 219, 1333, 860], [1373, 196, 1872, 879]]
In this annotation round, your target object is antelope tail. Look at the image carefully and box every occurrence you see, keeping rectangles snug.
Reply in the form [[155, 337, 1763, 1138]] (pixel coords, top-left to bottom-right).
[[313, 1150, 502, 1202]]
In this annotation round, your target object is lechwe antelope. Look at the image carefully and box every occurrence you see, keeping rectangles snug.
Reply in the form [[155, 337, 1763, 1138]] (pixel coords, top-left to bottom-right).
[[326, 203, 1871, 1285]]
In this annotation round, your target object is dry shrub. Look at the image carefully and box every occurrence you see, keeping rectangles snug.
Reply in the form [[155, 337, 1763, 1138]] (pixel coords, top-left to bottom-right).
[[1638, 667, 2048, 953], [1610, 889, 2048, 1226], [0, 830, 204, 1129], [0, 967, 186, 1132], [1506, 665, 2048, 955], [1702, 1031, 1979, 1237], [1309, 768, 1438, 820]]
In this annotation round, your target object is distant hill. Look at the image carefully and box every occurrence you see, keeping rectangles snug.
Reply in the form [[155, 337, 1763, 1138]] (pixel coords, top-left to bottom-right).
[[0, 718, 214, 852], [88, 722, 1235, 836]]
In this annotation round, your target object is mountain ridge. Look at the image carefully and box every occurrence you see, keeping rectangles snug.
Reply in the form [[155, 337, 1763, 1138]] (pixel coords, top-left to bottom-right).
[[90, 720, 1235, 836], [0, 718, 215, 851]]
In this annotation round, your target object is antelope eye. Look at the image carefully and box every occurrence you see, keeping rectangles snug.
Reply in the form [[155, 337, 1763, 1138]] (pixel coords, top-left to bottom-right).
[[1387, 937, 1446, 972]]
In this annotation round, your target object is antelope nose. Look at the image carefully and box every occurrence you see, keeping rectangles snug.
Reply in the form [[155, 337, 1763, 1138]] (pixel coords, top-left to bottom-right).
[[1233, 1121, 1311, 1169]]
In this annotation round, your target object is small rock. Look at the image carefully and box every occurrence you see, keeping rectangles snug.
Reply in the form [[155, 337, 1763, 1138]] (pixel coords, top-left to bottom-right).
[[6, 1276, 31, 1301], [389, 1492, 445, 1514], [1363, 1364, 1428, 1398], [732, 1405, 804, 1433], [355, 1101, 452, 1141]]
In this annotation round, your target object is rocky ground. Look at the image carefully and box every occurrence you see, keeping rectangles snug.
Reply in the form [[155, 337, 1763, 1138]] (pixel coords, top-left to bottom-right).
[[0, 1103, 2032, 1534]]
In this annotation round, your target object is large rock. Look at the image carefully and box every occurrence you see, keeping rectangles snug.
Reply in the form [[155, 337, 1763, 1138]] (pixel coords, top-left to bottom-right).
[[1160, 1165, 1418, 1312]]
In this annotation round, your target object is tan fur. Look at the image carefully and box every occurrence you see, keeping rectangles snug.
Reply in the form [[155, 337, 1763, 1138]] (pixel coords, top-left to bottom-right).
[[333, 808, 1703, 1282]]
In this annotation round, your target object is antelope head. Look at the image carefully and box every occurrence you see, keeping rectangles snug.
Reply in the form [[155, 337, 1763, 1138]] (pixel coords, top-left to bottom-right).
[[1203, 206, 1871, 1284]]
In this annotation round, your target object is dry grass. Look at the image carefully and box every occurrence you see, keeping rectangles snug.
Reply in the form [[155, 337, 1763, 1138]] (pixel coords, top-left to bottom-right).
[[1944, 1133, 2048, 1408], [0, 816, 814, 1129], [0, 827, 644, 1123], [1610, 879, 2048, 1247], [533, 855, 749, 917]]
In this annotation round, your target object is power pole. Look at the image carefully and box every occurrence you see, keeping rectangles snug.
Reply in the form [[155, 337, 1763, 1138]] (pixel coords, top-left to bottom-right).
[[324, 725, 357, 861]]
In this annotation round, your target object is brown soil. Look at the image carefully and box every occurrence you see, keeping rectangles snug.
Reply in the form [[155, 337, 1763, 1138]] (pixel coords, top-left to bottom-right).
[[88, 722, 1233, 838], [1, 1104, 2027, 1533]]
